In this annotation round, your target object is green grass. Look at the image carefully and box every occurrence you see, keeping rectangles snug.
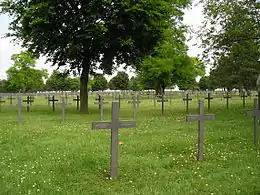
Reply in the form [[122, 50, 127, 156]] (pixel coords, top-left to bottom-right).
[[0, 95, 260, 194]]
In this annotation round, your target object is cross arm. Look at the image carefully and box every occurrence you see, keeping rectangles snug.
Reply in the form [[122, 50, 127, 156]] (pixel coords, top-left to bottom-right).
[[186, 114, 216, 122], [246, 110, 260, 117]]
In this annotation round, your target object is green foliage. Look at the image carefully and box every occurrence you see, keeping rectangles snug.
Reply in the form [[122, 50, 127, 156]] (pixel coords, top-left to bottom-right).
[[109, 72, 129, 90], [0, 0, 191, 111], [91, 75, 108, 91], [45, 70, 80, 91], [198, 75, 218, 91], [199, 0, 260, 90], [129, 76, 143, 91], [6, 51, 48, 92]]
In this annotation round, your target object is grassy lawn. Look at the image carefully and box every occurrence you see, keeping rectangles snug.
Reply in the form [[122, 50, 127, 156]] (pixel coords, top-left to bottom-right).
[[0, 94, 260, 194]]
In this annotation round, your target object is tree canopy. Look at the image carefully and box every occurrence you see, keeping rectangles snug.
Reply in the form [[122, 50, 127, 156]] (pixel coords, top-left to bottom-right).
[[91, 74, 108, 91], [0, 0, 191, 112], [109, 71, 129, 90]]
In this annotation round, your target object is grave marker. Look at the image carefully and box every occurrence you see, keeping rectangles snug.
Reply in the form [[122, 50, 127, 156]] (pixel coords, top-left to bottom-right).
[[49, 96, 59, 112], [128, 95, 141, 120], [224, 92, 231, 109], [204, 93, 213, 110], [157, 94, 168, 116], [57, 97, 70, 123], [73, 95, 80, 111], [0, 97, 5, 112], [241, 91, 247, 108], [23, 96, 34, 112], [94, 97, 109, 121], [186, 100, 216, 161], [246, 99, 260, 147], [183, 93, 192, 113], [96, 95, 105, 109], [7, 95, 15, 105], [92, 102, 136, 180], [12, 96, 28, 125]]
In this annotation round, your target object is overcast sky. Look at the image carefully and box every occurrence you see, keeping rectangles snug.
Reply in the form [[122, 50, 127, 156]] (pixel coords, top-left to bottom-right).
[[0, 2, 204, 80]]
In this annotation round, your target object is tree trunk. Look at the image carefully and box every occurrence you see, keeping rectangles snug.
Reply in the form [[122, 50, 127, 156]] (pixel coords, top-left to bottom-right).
[[80, 63, 90, 113]]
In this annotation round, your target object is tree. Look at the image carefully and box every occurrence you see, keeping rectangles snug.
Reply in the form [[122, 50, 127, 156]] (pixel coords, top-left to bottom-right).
[[0, 0, 190, 113], [129, 76, 143, 91], [91, 75, 108, 91], [0, 79, 8, 92], [67, 77, 80, 91], [6, 51, 48, 92], [109, 72, 129, 90], [198, 0, 260, 91]]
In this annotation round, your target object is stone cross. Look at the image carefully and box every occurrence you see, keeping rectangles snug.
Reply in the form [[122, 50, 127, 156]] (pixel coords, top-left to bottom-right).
[[7, 95, 15, 105], [49, 96, 59, 112], [45, 94, 50, 105], [94, 97, 109, 121], [95, 94, 105, 109], [186, 100, 216, 161], [224, 92, 231, 109], [204, 92, 213, 111], [157, 94, 168, 116], [183, 93, 192, 113], [23, 96, 34, 112], [92, 102, 136, 180], [241, 91, 247, 108], [73, 95, 80, 111], [246, 99, 260, 147], [128, 95, 141, 120], [57, 97, 70, 123], [12, 96, 28, 125], [0, 97, 5, 112]]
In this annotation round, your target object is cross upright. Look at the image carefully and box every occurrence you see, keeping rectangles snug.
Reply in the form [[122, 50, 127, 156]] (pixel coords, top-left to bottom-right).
[[95, 94, 105, 109], [186, 100, 216, 161], [183, 93, 192, 113], [0, 96, 5, 112], [12, 96, 29, 125], [204, 92, 213, 110], [241, 91, 248, 108], [23, 96, 34, 112], [224, 92, 231, 109], [246, 99, 260, 147], [157, 94, 168, 116], [92, 102, 136, 180], [7, 94, 15, 105], [128, 95, 141, 120], [45, 94, 50, 106], [57, 97, 70, 123], [94, 97, 109, 120], [73, 95, 81, 111], [115, 94, 121, 108], [48, 96, 59, 112]]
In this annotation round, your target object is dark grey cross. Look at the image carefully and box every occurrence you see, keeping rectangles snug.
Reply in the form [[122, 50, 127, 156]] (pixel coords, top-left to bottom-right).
[[224, 92, 231, 109], [12, 96, 28, 125], [157, 94, 168, 116], [7, 95, 15, 105], [94, 97, 109, 121], [183, 93, 192, 113], [73, 95, 81, 111], [95, 95, 105, 109], [186, 100, 216, 161], [49, 96, 59, 112], [241, 92, 247, 108], [23, 96, 34, 112], [204, 93, 213, 111], [57, 97, 70, 123], [92, 102, 136, 180], [128, 95, 141, 120], [246, 99, 260, 147], [0, 97, 5, 112]]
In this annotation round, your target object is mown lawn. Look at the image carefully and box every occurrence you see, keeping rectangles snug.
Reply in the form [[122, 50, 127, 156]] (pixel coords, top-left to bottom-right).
[[0, 95, 260, 194]]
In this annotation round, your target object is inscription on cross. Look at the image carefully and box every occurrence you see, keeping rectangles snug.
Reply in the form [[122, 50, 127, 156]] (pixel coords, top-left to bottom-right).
[[204, 92, 213, 110], [48, 96, 59, 112], [157, 94, 168, 116], [183, 93, 192, 113], [23, 96, 34, 112], [73, 95, 80, 111], [92, 102, 136, 180], [94, 96, 109, 121], [246, 99, 260, 147], [186, 100, 216, 161]]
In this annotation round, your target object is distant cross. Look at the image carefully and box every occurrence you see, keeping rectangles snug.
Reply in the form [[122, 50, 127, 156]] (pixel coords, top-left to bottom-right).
[[45, 94, 50, 106], [204, 93, 213, 110], [48, 96, 59, 112], [246, 99, 260, 147], [23, 96, 34, 112], [157, 94, 168, 116], [116, 94, 121, 108], [224, 92, 231, 109], [12, 96, 28, 125], [183, 93, 192, 113], [7, 95, 15, 105], [29, 96, 34, 106], [94, 97, 109, 121], [95, 95, 105, 109], [153, 94, 157, 107], [92, 102, 136, 180], [168, 93, 172, 105], [73, 95, 81, 111], [57, 97, 70, 123], [186, 100, 216, 161], [128, 95, 141, 120], [0, 97, 5, 112], [241, 91, 247, 108]]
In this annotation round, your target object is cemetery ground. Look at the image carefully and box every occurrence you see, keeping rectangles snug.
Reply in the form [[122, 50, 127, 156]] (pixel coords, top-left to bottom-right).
[[0, 95, 260, 194]]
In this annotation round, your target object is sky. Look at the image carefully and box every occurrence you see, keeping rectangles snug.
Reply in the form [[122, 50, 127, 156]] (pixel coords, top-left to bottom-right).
[[0, 2, 205, 80]]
